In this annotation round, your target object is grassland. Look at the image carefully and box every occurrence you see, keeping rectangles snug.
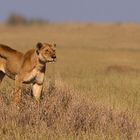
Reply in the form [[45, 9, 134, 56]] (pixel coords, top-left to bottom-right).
[[0, 23, 140, 139]]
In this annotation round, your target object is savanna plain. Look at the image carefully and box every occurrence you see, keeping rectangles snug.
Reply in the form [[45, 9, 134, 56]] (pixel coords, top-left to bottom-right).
[[0, 23, 140, 140]]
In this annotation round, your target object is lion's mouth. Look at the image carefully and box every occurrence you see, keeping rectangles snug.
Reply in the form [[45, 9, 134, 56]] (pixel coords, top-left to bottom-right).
[[47, 58, 56, 63]]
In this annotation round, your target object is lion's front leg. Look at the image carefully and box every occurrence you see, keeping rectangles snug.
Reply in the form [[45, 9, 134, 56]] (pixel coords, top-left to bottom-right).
[[12, 75, 23, 105], [32, 83, 43, 102]]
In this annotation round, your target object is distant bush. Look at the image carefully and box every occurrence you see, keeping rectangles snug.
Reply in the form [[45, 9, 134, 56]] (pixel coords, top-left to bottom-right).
[[6, 14, 49, 26], [6, 14, 28, 25]]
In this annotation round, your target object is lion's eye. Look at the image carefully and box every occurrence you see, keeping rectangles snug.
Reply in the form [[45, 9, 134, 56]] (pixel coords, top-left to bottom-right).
[[46, 49, 49, 52]]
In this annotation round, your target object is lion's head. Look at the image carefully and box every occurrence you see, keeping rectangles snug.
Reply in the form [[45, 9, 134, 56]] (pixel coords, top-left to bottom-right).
[[36, 42, 56, 63]]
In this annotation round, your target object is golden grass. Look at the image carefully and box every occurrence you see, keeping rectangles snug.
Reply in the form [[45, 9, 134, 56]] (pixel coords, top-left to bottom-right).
[[0, 78, 139, 140], [0, 23, 140, 139]]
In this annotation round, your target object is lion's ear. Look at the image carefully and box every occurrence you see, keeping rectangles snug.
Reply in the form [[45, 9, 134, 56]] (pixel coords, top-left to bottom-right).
[[36, 42, 43, 55], [36, 42, 43, 50], [54, 43, 56, 47]]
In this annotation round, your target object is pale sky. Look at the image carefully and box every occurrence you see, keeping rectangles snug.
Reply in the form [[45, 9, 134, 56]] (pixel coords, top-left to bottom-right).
[[0, 0, 140, 22]]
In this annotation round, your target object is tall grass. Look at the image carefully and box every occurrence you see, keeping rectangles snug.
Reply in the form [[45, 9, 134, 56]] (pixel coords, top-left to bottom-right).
[[0, 78, 139, 140]]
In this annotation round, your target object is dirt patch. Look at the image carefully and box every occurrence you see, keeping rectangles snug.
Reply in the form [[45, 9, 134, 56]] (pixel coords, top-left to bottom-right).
[[106, 65, 140, 74]]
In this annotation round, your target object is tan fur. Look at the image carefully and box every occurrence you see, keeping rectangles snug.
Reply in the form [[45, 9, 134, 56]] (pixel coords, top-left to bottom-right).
[[0, 42, 56, 105]]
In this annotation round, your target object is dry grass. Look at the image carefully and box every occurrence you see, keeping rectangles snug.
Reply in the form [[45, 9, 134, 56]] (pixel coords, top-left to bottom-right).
[[0, 78, 139, 140], [0, 23, 140, 139]]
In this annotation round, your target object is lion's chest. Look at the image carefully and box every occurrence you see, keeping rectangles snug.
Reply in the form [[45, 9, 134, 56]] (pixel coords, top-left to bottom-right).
[[23, 69, 45, 84]]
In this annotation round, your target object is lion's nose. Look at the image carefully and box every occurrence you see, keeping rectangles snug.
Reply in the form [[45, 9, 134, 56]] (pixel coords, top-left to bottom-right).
[[52, 55, 56, 59]]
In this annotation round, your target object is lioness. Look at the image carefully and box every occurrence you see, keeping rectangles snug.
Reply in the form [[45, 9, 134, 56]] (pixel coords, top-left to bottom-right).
[[0, 42, 56, 104]]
